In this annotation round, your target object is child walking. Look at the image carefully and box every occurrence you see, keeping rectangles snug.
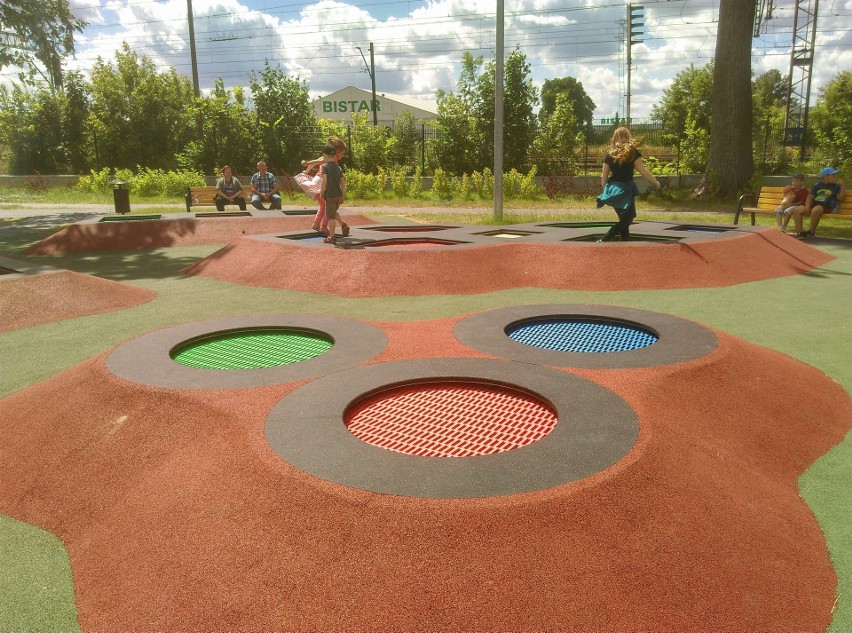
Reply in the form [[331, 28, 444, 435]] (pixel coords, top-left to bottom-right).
[[294, 136, 348, 235], [774, 173, 808, 231], [319, 144, 346, 244], [595, 127, 660, 241]]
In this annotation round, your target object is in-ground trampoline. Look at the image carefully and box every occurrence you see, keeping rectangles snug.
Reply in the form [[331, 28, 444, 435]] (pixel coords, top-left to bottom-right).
[[181, 220, 834, 295]]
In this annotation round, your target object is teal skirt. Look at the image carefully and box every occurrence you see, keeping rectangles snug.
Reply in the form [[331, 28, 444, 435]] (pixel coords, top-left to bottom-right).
[[596, 181, 638, 210]]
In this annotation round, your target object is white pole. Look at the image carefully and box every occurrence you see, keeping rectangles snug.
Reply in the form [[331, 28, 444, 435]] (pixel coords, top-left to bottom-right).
[[493, 0, 504, 221]]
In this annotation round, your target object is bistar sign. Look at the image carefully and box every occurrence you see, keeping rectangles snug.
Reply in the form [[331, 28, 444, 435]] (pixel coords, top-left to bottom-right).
[[322, 99, 381, 113]]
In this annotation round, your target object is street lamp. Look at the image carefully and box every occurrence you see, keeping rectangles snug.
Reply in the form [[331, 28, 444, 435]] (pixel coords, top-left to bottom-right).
[[356, 43, 378, 125]]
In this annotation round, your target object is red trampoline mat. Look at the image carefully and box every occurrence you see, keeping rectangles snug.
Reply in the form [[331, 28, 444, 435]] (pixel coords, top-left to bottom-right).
[[345, 381, 558, 457]]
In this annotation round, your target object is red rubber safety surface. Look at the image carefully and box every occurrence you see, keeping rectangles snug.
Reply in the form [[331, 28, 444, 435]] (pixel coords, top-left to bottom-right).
[[0, 271, 157, 332], [25, 214, 379, 255], [345, 382, 558, 457], [182, 228, 836, 295], [0, 319, 850, 631]]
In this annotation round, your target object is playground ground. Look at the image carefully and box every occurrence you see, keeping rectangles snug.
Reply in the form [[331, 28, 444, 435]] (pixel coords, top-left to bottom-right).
[[0, 205, 850, 632]]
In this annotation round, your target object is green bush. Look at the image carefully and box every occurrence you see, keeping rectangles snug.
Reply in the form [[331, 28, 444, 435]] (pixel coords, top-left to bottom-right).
[[160, 169, 205, 196], [74, 168, 113, 193], [409, 166, 423, 198], [459, 173, 475, 200], [132, 167, 165, 197], [503, 168, 522, 199], [390, 168, 409, 197], [476, 168, 494, 197], [432, 168, 458, 200], [520, 165, 539, 198], [345, 168, 386, 199], [73, 167, 204, 196]]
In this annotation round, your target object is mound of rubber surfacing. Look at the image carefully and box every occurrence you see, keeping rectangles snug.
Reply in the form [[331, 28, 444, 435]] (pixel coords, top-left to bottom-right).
[[26, 214, 378, 255], [0, 316, 848, 631], [0, 270, 156, 332], [181, 226, 834, 295]]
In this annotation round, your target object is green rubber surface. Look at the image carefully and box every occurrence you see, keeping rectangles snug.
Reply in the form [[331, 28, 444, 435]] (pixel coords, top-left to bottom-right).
[[171, 330, 332, 369]]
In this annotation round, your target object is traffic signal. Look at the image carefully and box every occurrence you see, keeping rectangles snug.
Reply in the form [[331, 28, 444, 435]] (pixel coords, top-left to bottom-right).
[[628, 4, 644, 45]]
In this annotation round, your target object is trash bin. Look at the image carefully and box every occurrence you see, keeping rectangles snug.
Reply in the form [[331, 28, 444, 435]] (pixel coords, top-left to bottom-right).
[[112, 180, 130, 214]]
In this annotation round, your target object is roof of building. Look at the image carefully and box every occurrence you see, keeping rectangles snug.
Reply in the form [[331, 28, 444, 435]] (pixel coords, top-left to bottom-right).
[[315, 86, 438, 115]]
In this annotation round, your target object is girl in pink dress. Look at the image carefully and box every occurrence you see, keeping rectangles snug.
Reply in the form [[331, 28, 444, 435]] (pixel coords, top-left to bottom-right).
[[294, 136, 349, 235]]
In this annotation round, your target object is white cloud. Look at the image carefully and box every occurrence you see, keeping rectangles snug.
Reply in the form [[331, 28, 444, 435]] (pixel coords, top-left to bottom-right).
[[8, 0, 851, 120]]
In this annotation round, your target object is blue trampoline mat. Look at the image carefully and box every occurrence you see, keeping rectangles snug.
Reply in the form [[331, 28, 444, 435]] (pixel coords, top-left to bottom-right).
[[506, 319, 658, 353]]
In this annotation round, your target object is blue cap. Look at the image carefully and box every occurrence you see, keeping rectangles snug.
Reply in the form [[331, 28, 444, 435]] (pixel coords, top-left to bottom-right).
[[820, 167, 839, 178]]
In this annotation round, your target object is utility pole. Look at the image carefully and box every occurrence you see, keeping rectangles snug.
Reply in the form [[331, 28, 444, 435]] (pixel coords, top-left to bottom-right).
[[493, 0, 504, 222], [784, 0, 819, 160], [626, 4, 644, 126], [187, 0, 200, 98], [357, 43, 378, 125]]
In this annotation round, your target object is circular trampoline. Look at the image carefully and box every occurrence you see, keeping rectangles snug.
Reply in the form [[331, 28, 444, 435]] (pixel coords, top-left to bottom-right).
[[265, 358, 640, 498], [106, 314, 387, 389], [171, 329, 333, 369], [344, 380, 558, 457], [506, 319, 658, 353], [454, 304, 718, 369]]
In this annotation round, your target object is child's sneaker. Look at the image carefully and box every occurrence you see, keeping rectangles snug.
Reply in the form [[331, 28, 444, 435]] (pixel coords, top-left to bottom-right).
[[342, 223, 350, 237]]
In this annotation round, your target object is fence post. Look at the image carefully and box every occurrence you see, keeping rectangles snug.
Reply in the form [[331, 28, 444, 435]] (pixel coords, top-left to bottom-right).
[[420, 123, 426, 174]]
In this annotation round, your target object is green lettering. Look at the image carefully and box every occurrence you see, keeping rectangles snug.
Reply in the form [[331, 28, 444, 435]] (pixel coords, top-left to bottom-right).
[[323, 101, 332, 113], [349, 100, 358, 111], [359, 100, 369, 112], [373, 100, 380, 111], [338, 100, 347, 112]]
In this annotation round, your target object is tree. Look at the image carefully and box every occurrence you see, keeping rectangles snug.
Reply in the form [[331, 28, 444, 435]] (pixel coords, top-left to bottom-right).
[[431, 89, 482, 174], [349, 112, 390, 173], [0, 0, 85, 90], [531, 94, 581, 174], [0, 84, 66, 173], [387, 111, 420, 171], [177, 78, 259, 176], [501, 48, 539, 172], [88, 43, 195, 170], [808, 71, 852, 171], [540, 77, 596, 139], [651, 63, 714, 173], [248, 62, 316, 173], [431, 53, 488, 174], [431, 49, 538, 174], [699, 0, 756, 197], [752, 69, 789, 173], [62, 70, 91, 173]]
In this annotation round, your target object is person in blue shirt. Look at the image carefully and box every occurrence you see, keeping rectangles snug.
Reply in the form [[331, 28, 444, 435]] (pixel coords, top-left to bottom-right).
[[249, 161, 282, 210], [793, 166, 846, 238]]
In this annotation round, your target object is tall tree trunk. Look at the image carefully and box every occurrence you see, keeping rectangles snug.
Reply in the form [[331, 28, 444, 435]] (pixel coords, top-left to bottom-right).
[[696, 0, 755, 198]]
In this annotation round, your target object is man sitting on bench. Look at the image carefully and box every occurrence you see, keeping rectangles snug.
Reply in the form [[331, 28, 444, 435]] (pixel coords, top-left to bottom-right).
[[214, 165, 246, 211], [250, 160, 282, 210]]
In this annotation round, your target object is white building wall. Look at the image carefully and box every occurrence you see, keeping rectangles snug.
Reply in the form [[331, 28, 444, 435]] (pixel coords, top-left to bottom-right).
[[313, 86, 438, 124]]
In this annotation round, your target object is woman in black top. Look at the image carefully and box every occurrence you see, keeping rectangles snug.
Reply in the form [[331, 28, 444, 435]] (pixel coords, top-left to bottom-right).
[[596, 127, 660, 241]]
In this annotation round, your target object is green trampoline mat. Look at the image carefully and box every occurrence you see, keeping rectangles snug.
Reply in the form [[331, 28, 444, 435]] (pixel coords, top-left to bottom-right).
[[171, 331, 332, 369]]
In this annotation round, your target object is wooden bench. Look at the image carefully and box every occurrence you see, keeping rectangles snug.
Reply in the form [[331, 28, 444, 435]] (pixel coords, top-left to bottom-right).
[[734, 185, 850, 225], [185, 186, 248, 212]]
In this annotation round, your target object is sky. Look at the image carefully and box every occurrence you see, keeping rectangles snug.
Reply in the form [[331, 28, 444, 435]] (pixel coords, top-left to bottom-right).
[[21, 0, 852, 120]]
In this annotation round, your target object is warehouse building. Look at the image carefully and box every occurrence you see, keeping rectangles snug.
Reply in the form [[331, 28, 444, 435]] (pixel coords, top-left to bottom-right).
[[313, 86, 438, 124]]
